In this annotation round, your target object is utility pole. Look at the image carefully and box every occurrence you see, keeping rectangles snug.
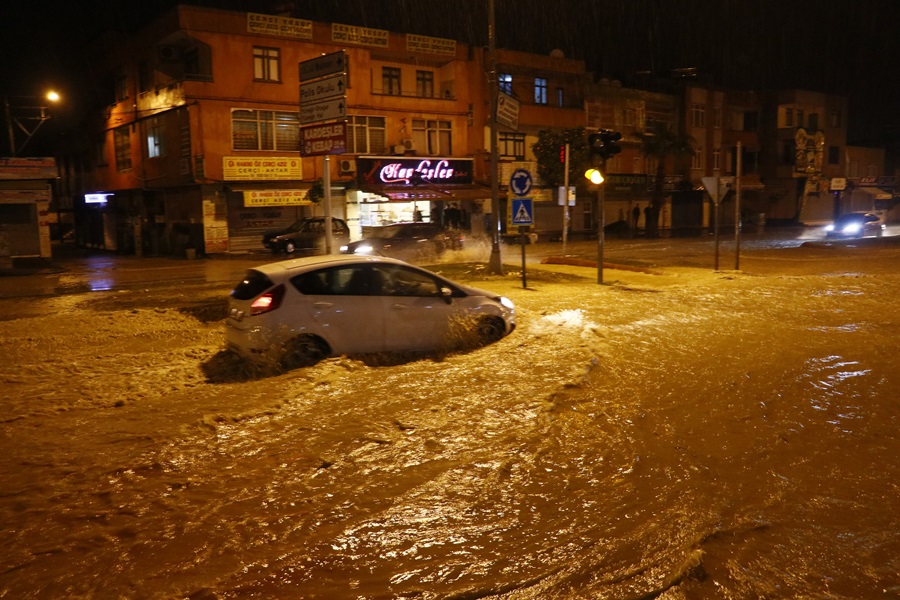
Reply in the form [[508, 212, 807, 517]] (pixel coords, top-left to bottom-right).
[[487, 0, 503, 274]]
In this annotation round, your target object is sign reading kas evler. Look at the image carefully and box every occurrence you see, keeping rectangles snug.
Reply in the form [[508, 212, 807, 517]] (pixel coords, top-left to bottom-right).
[[301, 122, 347, 156], [222, 157, 302, 181], [405, 34, 456, 56], [243, 189, 314, 207], [331, 23, 388, 47], [247, 13, 312, 39]]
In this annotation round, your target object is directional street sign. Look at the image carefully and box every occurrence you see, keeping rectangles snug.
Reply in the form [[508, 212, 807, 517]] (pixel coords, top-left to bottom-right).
[[300, 97, 346, 125], [300, 74, 347, 104], [511, 198, 534, 225], [299, 51, 346, 82]]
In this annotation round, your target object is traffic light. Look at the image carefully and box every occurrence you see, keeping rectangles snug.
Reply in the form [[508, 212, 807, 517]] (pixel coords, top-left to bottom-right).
[[601, 129, 622, 158], [587, 129, 622, 165]]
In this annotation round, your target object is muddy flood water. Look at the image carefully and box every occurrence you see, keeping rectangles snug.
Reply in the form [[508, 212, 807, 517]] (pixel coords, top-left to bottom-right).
[[2, 241, 900, 599]]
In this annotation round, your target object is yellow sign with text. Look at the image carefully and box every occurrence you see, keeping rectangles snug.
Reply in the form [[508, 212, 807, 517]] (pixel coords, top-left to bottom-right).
[[223, 157, 302, 181], [243, 189, 313, 207]]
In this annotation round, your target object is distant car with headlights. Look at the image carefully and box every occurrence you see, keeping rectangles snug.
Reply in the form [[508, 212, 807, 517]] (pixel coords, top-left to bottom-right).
[[340, 222, 463, 262], [262, 217, 350, 254], [226, 255, 515, 371], [824, 212, 885, 238]]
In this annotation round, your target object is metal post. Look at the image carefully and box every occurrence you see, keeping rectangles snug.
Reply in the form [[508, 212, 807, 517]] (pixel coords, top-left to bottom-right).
[[4, 97, 15, 156], [324, 155, 333, 254], [562, 142, 569, 255], [597, 183, 605, 284], [486, 0, 503, 274], [734, 141, 742, 270]]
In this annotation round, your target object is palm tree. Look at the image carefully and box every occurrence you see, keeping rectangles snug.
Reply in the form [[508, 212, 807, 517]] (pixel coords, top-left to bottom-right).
[[638, 121, 695, 237]]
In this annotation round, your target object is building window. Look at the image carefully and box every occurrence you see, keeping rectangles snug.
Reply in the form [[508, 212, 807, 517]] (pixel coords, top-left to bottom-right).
[[781, 141, 795, 165], [785, 108, 794, 128], [382, 67, 401, 96], [624, 108, 636, 126], [644, 156, 658, 175], [692, 147, 703, 170], [348, 115, 386, 154], [114, 126, 131, 171], [828, 146, 840, 165], [808, 113, 819, 131], [114, 71, 128, 102], [416, 70, 434, 98], [534, 78, 548, 105], [691, 104, 705, 128], [556, 88, 564, 108], [146, 116, 164, 158], [830, 110, 842, 128], [498, 132, 525, 159], [499, 73, 512, 95], [96, 136, 108, 167], [713, 148, 721, 171], [412, 119, 452, 155], [231, 109, 300, 151], [253, 47, 281, 82], [713, 106, 722, 128], [796, 109, 804, 129]]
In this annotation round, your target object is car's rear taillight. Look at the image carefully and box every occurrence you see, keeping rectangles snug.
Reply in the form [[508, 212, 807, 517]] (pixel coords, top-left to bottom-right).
[[250, 284, 285, 315]]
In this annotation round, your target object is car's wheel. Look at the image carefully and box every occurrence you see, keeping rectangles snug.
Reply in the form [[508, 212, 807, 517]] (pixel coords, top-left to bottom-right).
[[476, 316, 506, 345], [284, 240, 296, 254], [279, 335, 329, 371]]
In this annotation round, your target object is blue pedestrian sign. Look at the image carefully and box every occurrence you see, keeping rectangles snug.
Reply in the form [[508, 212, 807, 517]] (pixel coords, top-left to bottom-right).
[[509, 169, 533, 197], [511, 198, 534, 225]]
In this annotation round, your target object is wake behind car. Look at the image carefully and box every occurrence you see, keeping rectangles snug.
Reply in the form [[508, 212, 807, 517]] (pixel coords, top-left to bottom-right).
[[824, 212, 885, 238], [341, 222, 463, 262], [262, 216, 350, 254], [226, 255, 515, 371]]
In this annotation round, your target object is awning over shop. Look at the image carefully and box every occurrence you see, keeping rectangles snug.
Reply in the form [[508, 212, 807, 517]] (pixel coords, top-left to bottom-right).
[[357, 184, 492, 202], [855, 187, 893, 200]]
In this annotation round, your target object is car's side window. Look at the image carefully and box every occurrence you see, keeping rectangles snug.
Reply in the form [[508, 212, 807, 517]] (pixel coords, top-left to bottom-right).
[[379, 266, 440, 297]]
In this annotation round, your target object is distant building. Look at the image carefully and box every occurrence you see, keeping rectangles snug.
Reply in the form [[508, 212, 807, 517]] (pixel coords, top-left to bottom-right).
[[0, 157, 57, 259]]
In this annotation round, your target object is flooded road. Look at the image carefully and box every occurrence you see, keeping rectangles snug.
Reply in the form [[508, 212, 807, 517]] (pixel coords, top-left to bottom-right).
[[2, 237, 900, 598]]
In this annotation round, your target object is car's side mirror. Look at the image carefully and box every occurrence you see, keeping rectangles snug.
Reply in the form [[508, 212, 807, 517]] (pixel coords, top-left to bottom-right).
[[439, 286, 453, 304]]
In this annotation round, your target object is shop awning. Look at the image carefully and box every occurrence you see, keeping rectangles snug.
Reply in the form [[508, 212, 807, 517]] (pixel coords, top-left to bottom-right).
[[856, 187, 893, 200], [358, 184, 492, 202]]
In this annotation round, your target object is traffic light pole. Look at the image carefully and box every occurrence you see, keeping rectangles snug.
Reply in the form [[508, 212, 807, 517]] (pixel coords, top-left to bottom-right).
[[596, 178, 605, 284]]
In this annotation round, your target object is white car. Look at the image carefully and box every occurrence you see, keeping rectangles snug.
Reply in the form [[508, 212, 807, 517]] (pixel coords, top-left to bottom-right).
[[824, 212, 885, 238], [226, 255, 515, 370]]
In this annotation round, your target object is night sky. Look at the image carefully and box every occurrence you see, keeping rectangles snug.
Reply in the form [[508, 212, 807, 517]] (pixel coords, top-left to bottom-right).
[[2, 0, 898, 144]]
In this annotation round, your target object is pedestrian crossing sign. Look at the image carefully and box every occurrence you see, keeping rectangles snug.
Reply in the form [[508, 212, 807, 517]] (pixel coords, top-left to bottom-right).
[[511, 198, 534, 225]]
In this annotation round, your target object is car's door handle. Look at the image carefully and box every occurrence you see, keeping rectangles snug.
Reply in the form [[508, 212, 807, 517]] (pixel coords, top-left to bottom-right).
[[391, 303, 409, 309], [313, 302, 335, 308]]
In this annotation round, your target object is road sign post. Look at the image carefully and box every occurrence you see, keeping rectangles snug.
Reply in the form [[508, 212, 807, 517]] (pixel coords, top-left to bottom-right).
[[299, 51, 347, 254]]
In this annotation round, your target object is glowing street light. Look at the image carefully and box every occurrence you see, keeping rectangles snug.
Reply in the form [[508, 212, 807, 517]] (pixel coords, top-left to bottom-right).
[[4, 90, 62, 156]]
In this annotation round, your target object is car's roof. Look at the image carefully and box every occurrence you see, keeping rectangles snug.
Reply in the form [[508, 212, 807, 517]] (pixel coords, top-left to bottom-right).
[[250, 254, 413, 278]]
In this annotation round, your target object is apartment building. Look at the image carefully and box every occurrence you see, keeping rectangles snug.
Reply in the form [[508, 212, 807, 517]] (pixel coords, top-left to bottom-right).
[[65, 6, 488, 255]]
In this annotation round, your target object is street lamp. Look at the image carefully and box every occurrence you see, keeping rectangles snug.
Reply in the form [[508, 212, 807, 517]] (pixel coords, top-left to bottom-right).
[[4, 90, 61, 156]]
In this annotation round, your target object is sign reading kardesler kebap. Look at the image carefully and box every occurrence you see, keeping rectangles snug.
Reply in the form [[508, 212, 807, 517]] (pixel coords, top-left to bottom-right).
[[301, 122, 348, 156]]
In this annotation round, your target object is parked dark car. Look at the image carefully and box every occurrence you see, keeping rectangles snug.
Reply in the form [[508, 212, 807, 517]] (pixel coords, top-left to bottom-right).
[[824, 212, 885, 239], [340, 222, 463, 262], [262, 217, 350, 254]]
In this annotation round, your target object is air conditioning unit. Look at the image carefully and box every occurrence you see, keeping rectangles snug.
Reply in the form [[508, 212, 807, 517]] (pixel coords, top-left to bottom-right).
[[402, 138, 415, 150], [158, 45, 181, 62], [392, 144, 406, 155], [338, 159, 356, 175]]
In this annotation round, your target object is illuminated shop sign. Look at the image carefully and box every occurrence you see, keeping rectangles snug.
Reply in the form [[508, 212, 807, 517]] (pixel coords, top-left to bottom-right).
[[84, 193, 112, 204], [357, 157, 473, 186]]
